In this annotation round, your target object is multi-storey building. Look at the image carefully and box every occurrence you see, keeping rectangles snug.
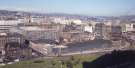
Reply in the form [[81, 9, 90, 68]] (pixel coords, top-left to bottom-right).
[[19, 24, 64, 41], [103, 23, 112, 40], [121, 23, 135, 32], [0, 33, 32, 62], [94, 23, 104, 39], [111, 25, 122, 41], [0, 20, 22, 33]]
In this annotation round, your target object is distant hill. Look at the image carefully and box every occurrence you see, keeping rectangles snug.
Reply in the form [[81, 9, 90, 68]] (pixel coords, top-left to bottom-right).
[[0, 10, 18, 16], [0, 9, 135, 21], [0, 9, 82, 17]]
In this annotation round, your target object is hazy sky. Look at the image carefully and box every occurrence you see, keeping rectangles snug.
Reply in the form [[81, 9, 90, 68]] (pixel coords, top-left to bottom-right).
[[0, 0, 135, 16]]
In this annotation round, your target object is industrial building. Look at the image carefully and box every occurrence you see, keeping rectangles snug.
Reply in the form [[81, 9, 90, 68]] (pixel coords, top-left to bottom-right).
[[0, 32, 32, 62]]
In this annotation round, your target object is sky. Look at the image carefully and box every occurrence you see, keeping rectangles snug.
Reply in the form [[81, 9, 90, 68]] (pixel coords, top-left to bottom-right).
[[0, 0, 135, 16]]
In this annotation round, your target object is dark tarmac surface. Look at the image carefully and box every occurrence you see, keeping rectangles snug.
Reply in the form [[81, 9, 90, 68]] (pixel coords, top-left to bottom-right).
[[62, 39, 112, 53]]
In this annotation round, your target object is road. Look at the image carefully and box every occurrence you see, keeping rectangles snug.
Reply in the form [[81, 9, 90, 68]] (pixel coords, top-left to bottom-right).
[[62, 46, 129, 56]]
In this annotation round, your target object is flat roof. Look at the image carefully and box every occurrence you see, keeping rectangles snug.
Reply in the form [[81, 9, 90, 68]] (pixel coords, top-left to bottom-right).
[[20, 26, 44, 31]]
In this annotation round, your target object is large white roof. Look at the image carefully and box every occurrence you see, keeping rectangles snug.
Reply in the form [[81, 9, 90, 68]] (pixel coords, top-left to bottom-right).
[[0, 20, 20, 25], [20, 26, 44, 31]]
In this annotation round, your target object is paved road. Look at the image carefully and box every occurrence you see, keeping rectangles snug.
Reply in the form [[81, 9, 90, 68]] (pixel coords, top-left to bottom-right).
[[62, 40, 112, 53], [62, 46, 129, 56]]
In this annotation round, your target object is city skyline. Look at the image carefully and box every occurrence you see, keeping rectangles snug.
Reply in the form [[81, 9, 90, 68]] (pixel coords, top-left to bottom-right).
[[0, 0, 135, 16]]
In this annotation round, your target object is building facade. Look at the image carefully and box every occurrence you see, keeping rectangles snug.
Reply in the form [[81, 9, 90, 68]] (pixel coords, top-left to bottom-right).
[[0, 33, 32, 62]]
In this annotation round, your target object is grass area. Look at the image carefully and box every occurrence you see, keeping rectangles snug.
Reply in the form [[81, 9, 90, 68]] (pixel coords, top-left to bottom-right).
[[0, 54, 100, 68]]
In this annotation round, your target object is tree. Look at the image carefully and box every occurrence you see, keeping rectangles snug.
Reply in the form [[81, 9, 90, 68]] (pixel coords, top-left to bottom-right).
[[66, 61, 73, 68]]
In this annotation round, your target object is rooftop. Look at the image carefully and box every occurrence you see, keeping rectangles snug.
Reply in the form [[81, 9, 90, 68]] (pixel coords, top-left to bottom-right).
[[0, 32, 24, 37]]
